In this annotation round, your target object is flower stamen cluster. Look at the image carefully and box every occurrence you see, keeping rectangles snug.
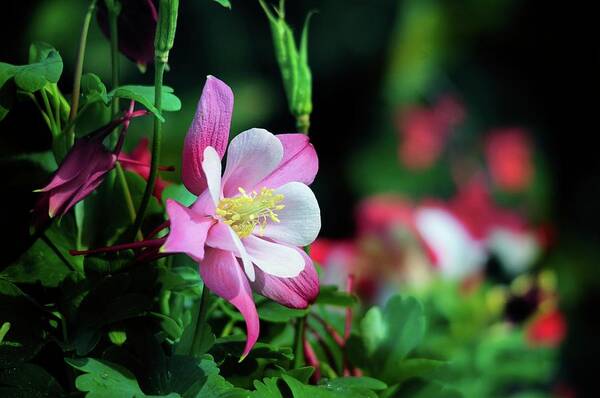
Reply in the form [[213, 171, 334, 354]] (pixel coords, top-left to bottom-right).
[[216, 187, 285, 238]]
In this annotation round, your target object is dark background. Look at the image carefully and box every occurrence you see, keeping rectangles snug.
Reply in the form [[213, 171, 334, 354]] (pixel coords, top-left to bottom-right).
[[1, 0, 599, 394]]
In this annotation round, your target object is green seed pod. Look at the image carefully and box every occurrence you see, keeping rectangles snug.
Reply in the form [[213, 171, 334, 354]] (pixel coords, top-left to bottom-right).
[[259, 1, 313, 125], [154, 0, 179, 63]]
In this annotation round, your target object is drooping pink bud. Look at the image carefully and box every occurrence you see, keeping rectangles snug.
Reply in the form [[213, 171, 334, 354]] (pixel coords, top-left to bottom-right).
[[97, 0, 158, 70], [34, 134, 117, 222]]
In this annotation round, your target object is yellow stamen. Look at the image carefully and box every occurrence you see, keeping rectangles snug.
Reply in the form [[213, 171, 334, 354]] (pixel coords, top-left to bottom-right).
[[216, 187, 285, 238]]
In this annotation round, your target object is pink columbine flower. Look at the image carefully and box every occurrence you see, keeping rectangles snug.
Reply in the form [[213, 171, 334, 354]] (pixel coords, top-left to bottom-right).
[[161, 76, 321, 357]]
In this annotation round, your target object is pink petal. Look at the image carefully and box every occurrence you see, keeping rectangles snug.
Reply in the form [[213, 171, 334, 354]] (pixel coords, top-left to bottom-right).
[[182, 76, 233, 195], [38, 138, 101, 192], [250, 248, 319, 308], [258, 134, 319, 189], [243, 235, 304, 278], [161, 199, 214, 261], [206, 221, 255, 281], [261, 182, 320, 246], [191, 189, 217, 216], [200, 248, 259, 358], [221, 129, 283, 197]]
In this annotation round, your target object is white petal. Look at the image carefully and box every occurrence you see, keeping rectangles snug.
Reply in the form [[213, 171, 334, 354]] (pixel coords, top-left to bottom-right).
[[243, 235, 304, 278], [202, 146, 222, 207], [221, 128, 283, 197], [206, 221, 255, 281], [414, 206, 487, 280], [261, 182, 321, 246]]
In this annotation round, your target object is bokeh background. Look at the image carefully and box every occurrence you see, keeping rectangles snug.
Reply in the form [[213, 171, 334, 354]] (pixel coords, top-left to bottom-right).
[[1, 0, 598, 395]]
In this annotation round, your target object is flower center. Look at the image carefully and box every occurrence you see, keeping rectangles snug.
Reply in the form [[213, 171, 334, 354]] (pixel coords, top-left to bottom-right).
[[216, 187, 285, 238]]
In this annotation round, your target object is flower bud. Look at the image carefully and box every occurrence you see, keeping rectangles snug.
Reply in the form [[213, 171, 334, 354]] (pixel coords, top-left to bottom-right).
[[97, 0, 159, 71], [259, 1, 313, 120], [154, 0, 179, 63]]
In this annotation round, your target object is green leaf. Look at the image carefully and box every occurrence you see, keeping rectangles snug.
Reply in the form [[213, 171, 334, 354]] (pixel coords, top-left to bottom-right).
[[0, 42, 63, 93], [0, 222, 79, 287], [81, 73, 109, 105], [394, 358, 446, 385], [108, 85, 181, 122], [282, 367, 315, 384], [65, 357, 180, 398], [211, 336, 293, 363], [283, 374, 382, 398], [211, 0, 232, 9], [0, 280, 47, 368], [322, 377, 387, 391], [162, 184, 197, 207], [251, 377, 283, 398], [315, 285, 357, 307], [0, 363, 64, 397], [258, 301, 309, 323], [5, 151, 58, 172], [360, 295, 426, 380]]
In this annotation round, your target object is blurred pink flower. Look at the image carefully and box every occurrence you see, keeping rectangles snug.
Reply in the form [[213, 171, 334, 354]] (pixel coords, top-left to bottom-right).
[[119, 137, 170, 199], [485, 128, 534, 192], [161, 76, 321, 357], [397, 95, 465, 170]]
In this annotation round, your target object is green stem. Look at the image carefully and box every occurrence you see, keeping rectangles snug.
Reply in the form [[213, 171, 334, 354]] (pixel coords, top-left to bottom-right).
[[40, 89, 57, 134], [191, 284, 211, 356], [61, 102, 91, 136], [51, 87, 61, 132], [132, 60, 166, 237], [108, 1, 120, 118], [293, 317, 306, 368], [21, 91, 53, 131], [41, 234, 78, 273], [296, 114, 310, 135], [68, 0, 98, 148], [116, 163, 144, 241]]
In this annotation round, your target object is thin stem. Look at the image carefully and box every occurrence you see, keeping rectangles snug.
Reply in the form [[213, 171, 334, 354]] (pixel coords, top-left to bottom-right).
[[191, 284, 211, 356], [41, 234, 77, 273], [132, 60, 166, 237], [21, 91, 53, 131], [115, 163, 141, 229], [40, 89, 57, 134], [51, 86, 61, 132], [69, 237, 164, 256], [61, 102, 91, 136], [296, 114, 310, 135], [293, 317, 306, 368], [108, 1, 120, 118], [68, 0, 98, 148]]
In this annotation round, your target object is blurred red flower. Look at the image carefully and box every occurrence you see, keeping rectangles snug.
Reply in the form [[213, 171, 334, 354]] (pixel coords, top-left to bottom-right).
[[527, 309, 566, 347], [397, 95, 465, 170], [485, 128, 534, 192], [119, 137, 170, 199]]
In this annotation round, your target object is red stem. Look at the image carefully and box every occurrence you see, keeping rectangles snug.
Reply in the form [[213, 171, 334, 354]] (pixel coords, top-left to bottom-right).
[[69, 237, 165, 256], [117, 157, 176, 172], [145, 220, 170, 239]]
